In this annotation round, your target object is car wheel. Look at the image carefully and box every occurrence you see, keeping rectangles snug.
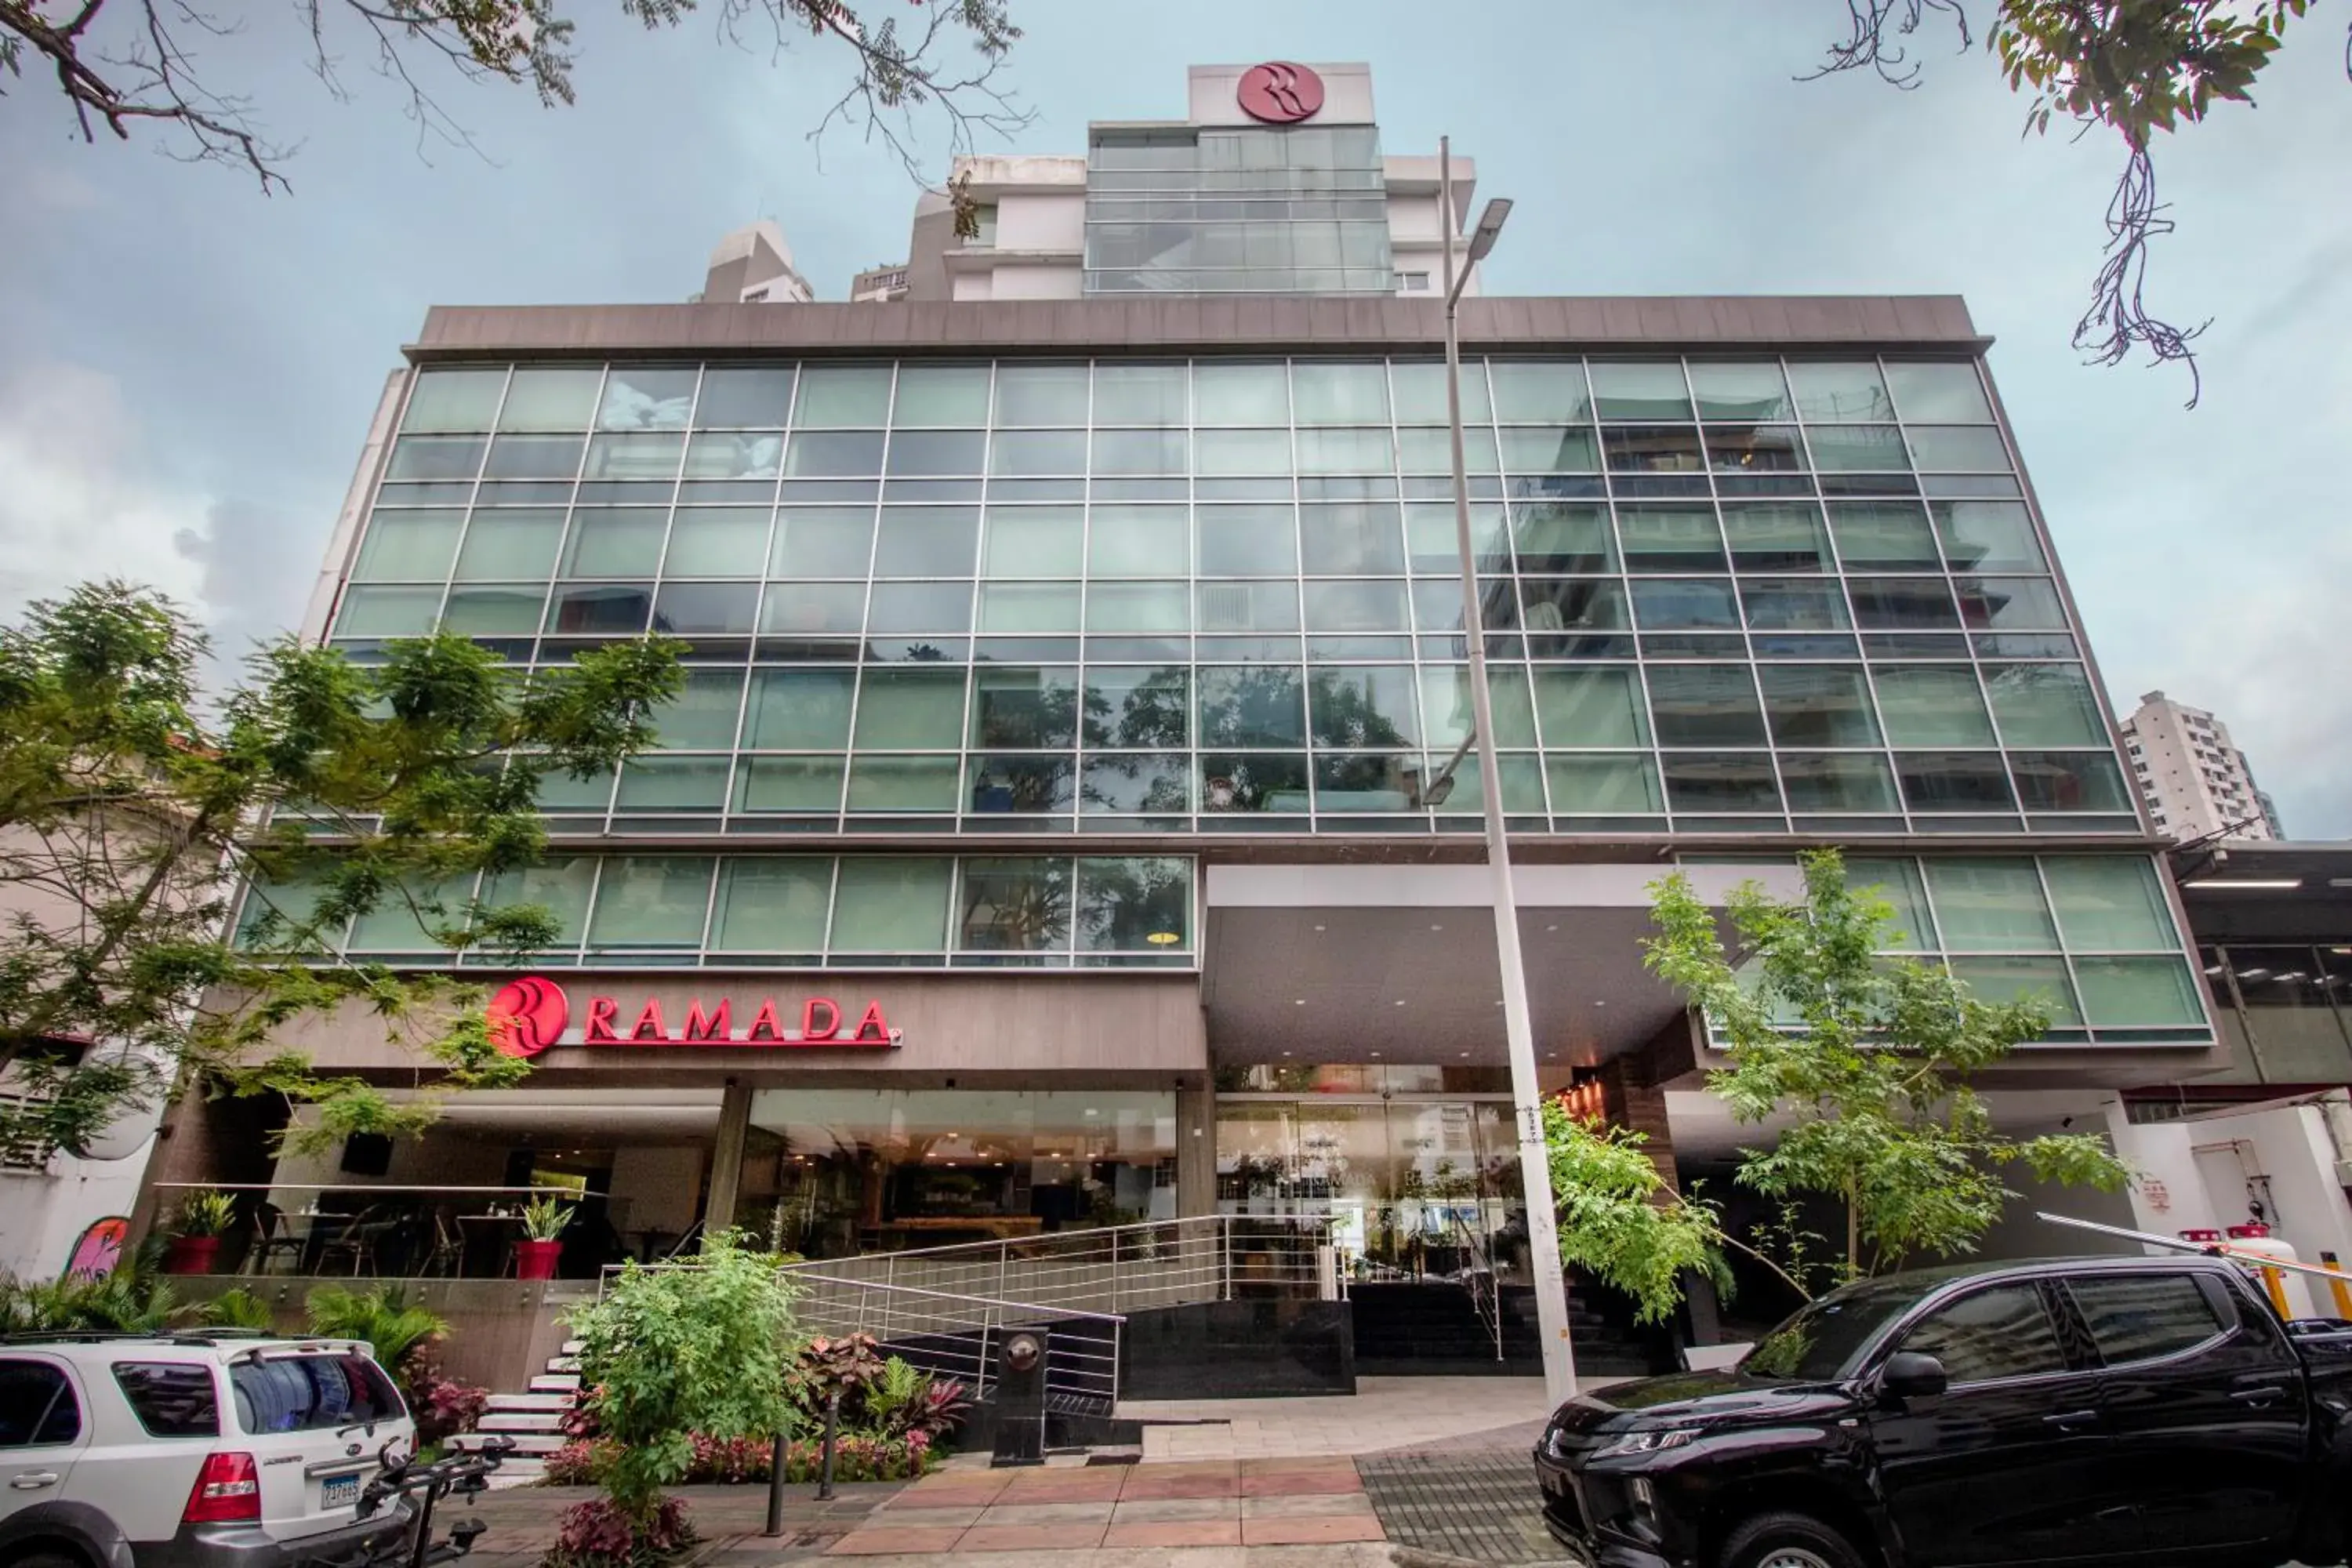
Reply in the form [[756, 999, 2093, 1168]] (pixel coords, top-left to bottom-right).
[[7, 1551, 93, 1568], [1719, 1510, 1870, 1568]]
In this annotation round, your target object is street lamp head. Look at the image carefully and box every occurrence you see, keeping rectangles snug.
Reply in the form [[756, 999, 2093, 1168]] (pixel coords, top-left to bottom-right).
[[1466, 198, 1514, 263], [1421, 776, 1455, 808]]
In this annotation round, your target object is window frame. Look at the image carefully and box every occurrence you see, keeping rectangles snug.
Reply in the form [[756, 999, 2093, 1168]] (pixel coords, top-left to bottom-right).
[[2057, 1269, 2234, 1372]]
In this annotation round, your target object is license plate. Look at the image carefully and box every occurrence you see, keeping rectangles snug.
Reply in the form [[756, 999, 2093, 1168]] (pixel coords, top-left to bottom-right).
[[322, 1473, 360, 1508]]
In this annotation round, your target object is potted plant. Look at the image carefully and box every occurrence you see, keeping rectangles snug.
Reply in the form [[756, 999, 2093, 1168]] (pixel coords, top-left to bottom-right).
[[515, 1196, 574, 1281], [163, 1189, 237, 1275]]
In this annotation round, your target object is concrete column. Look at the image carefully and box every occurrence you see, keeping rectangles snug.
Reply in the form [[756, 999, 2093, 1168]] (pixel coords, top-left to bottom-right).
[[702, 1080, 753, 1243], [1174, 1084, 1216, 1218]]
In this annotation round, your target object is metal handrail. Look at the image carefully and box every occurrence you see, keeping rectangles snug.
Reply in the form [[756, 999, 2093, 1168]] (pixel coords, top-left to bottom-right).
[[791, 1272, 1127, 1327]]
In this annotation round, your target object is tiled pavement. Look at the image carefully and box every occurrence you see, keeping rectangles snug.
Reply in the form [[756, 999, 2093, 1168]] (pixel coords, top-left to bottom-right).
[[1356, 1454, 1572, 1566], [1117, 1378, 1563, 1461], [466, 1480, 905, 1566], [826, 1458, 1388, 1556]]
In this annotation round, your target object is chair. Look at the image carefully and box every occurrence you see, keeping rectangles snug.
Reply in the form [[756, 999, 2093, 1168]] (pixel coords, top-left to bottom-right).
[[248, 1203, 310, 1276], [315, 1205, 387, 1276], [412, 1207, 463, 1279]]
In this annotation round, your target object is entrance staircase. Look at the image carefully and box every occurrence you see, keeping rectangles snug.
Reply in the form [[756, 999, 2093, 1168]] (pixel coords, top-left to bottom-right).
[[456, 1340, 584, 1488], [1348, 1282, 1655, 1377]]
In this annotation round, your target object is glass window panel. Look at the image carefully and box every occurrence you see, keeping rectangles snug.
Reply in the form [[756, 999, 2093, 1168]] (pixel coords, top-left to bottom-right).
[[1958, 577, 2068, 631], [404, 368, 507, 433], [1307, 666, 1420, 748], [759, 583, 864, 634], [1501, 426, 1602, 473], [1195, 430, 1293, 475], [1951, 957, 2083, 1025], [597, 368, 697, 430], [854, 668, 967, 748], [866, 580, 974, 634], [794, 366, 892, 428], [1197, 579, 1300, 633], [873, 506, 978, 575], [1926, 859, 2056, 950], [1391, 360, 1493, 424], [1407, 503, 1511, 572], [353, 510, 464, 582], [546, 583, 652, 633], [695, 367, 796, 429], [1077, 857, 1192, 952], [1417, 752, 1543, 815], [1548, 753, 1664, 815], [1788, 361, 1893, 423], [662, 509, 769, 575], [498, 368, 602, 432], [1397, 424, 1503, 474], [1759, 666, 1879, 746], [1303, 579, 1410, 632], [1490, 361, 1592, 423], [1933, 502, 2046, 572], [1689, 361, 1795, 422], [1512, 503, 1614, 572], [455, 508, 565, 580], [587, 855, 712, 946], [1646, 665, 1768, 746], [1845, 857, 1937, 949], [483, 433, 585, 480], [1849, 578, 1961, 630], [1200, 753, 1310, 814], [970, 666, 1078, 749], [616, 754, 728, 810], [1295, 428, 1393, 474], [1722, 503, 1831, 571], [583, 431, 684, 482], [1588, 361, 1693, 421], [1906, 426, 2011, 472], [440, 586, 543, 635], [1534, 667, 1649, 746], [1198, 505, 1298, 575], [710, 858, 830, 947], [651, 670, 746, 749], [1199, 666, 1305, 747], [335, 586, 441, 637], [1087, 581, 1191, 633], [561, 510, 668, 576], [2042, 857, 2176, 950], [1886, 361, 1994, 423], [886, 430, 986, 477], [1663, 755, 1782, 812], [1299, 503, 1406, 575], [1092, 365, 1188, 426], [1088, 506, 1189, 576], [978, 582, 1081, 633], [1413, 576, 1519, 633], [1291, 363, 1391, 425], [681, 432, 782, 481], [844, 756, 960, 811], [1874, 665, 1995, 746], [965, 754, 1076, 814], [385, 435, 485, 482], [481, 856, 597, 945], [994, 365, 1091, 427], [771, 507, 876, 577], [1828, 503, 1941, 570], [733, 757, 844, 813], [830, 858, 953, 949], [1617, 506, 1726, 572], [990, 430, 1087, 477], [1084, 668, 1189, 749], [785, 431, 887, 477], [1984, 664, 2109, 746], [1313, 752, 1417, 811], [1897, 753, 2017, 812], [1780, 753, 1900, 812], [529, 760, 615, 812], [2010, 752, 2135, 814], [1192, 363, 1290, 426], [1741, 579, 1850, 630], [958, 858, 1073, 950], [1806, 425, 1910, 471], [1602, 426, 1704, 474], [345, 872, 478, 953], [2075, 957, 2205, 1028], [1093, 429, 1187, 475], [1632, 578, 1740, 630], [744, 668, 855, 750], [1520, 579, 1630, 635], [891, 365, 990, 426], [1704, 425, 1806, 472], [1419, 665, 1537, 749]]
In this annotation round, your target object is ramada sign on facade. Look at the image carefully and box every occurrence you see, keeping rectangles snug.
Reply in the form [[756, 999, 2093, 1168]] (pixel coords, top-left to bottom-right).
[[1236, 61, 1324, 124], [486, 975, 902, 1058]]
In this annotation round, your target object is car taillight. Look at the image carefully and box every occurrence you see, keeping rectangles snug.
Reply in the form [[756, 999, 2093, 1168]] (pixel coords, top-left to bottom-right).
[[183, 1452, 261, 1525]]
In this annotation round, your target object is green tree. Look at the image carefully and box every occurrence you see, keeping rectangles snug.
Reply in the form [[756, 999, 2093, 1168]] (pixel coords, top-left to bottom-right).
[[2, 0, 1020, 230], [0, 582, 681, 1159], [1541, 1102, 1736, 1325], [1644, 847, 2128, 1283], [1810, 1, 2337, 402]]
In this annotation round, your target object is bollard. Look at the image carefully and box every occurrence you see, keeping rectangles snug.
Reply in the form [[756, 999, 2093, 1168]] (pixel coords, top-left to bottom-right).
[[816, 1392, 840, 1502], [763, 1429, 788, 1537], [2326, 1253, 2352, 1319]]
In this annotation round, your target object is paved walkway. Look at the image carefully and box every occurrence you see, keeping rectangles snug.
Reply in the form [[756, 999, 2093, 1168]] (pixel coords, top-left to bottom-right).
[[1117, 1377, 1559, 1461]]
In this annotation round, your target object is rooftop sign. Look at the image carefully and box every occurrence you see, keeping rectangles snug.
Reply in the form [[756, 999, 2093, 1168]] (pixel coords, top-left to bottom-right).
[[1236, 61, 1323, 124]]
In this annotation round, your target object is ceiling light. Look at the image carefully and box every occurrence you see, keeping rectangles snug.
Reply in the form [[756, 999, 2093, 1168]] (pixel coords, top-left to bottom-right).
[[1280, 1050, 1293, 1058], [1146, 931, 1181, 946], [2184, 878, 2303, 891], [1429, 924, 1443, 931], [1394, 999, 1407, 1007], [1593, 1000, 1608, 1007], [1313, 924, 1327, 932], [1294, 997, 1307, 1006], [1544, 924, 1558, 933], [1457, 1051, 1471, 1058], [1370, 1051, 1382, 1058]]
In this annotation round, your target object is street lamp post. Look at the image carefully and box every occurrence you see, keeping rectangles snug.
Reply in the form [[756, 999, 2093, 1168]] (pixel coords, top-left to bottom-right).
[[1438, 136, 1580, 1406]]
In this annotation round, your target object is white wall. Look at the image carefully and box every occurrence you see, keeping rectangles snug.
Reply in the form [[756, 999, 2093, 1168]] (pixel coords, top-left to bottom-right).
[[997, 194, 1084, 255], [989, 267, 1084, 301], [0, 1149, 155, 1279]]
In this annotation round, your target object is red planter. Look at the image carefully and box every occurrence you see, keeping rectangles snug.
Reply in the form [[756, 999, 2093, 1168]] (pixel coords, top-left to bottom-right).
[[163, 1236, 222, 1276], [515, 1239, 563, 1281]]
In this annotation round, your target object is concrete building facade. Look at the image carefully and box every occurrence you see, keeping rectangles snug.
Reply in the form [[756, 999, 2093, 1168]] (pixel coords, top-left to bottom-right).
[[2120, 689, 2282, 842]]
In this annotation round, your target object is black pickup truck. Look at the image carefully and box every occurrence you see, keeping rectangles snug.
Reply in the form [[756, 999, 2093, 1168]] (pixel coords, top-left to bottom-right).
[[1534, 1254, 2352, 1568]]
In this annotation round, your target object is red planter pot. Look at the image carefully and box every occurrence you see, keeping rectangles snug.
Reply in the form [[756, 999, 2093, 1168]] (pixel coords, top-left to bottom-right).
[[163, 1236, 222, 1276], [515, 1239, 563, 1281]]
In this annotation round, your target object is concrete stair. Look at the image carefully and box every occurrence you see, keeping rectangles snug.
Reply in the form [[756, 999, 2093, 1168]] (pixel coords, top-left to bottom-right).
[[456, 1339, 588, 1489]]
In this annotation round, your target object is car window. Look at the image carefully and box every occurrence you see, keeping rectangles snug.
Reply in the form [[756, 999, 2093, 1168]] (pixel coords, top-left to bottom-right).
[[2067, 1274, 2224, 1366], [231, 1354, 405, 1434], [112, 1362, 221, 1436], [0, 1359, 81, 1448], [1900, 1284, 2071, 1384], [1744, 1276, 1934, 1381]]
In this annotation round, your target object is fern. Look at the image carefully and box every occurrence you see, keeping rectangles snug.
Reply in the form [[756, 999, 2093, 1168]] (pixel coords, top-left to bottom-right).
[[306, 1285, 446, 1370]]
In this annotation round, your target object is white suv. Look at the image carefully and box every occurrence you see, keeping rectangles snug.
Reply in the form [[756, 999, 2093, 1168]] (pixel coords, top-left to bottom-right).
[[0, 1334, 416, 1568]]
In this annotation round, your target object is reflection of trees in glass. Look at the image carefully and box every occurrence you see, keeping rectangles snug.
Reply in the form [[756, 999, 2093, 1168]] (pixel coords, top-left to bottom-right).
[[973, 670, 1078, 748], [958, 858, 1072, 951], [967, 756, 1073, 813], [1307, 668, 1415, 748], [1083, 667, 1189, 748], [1196, 666, 1305, 748], [1076, 856, 1189, 951], [1199, 754, 1308, 813], [1080, 756, 1190, 815]]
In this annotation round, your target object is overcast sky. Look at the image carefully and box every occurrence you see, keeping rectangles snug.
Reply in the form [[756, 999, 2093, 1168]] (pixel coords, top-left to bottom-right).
[[2, 1, 2346, 833]]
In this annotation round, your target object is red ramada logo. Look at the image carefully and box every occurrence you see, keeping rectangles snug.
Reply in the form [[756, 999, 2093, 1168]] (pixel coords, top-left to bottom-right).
[[486, 976, 568, 1059], [1236, 61, 1324, 125]]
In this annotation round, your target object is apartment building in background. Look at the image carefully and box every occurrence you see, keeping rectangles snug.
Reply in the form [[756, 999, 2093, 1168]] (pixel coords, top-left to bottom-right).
[[2120, 689, 2282, 843], [851, 263, 913, 303], [693, 220, 814, 305]]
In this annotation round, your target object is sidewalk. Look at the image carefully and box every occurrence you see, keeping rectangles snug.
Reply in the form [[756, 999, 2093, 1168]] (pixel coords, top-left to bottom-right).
[[1116, 1377, 1559, 1461]]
